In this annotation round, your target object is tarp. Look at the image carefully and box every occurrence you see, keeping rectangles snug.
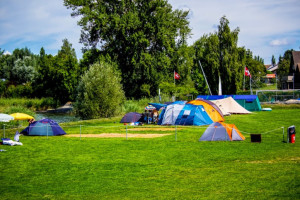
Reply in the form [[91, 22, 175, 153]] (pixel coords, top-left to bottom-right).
[[120, 112, 142, 123], [211, 97, 251, 115], [187, 99, 224, 122], [148, 103, 166, 110], [21, 119, 66, 136], [199, 122, 245, 141], [196, 95, 261, 111], [159, 103, 213, 126]]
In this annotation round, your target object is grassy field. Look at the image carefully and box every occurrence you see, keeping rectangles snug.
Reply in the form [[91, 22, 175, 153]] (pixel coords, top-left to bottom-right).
[[0, 108, 299, 199]]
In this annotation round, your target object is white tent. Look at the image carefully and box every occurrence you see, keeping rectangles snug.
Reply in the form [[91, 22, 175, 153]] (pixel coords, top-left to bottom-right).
[[212, 97, 251, 115]]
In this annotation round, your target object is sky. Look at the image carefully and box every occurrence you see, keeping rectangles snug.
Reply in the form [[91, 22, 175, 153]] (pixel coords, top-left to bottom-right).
[[0, 0, 300, 64]]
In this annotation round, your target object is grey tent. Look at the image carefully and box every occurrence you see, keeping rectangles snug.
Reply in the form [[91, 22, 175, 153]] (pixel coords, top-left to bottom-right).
[[211, 97, 251, 115], [199, 122, 245, 141]]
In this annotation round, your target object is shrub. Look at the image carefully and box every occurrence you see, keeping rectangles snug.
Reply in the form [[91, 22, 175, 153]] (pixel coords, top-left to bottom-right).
[[75, 62, 125, 119]]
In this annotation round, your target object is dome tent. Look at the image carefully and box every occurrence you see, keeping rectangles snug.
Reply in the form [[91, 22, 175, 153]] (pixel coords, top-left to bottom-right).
[[21, 119, 66, 136], [199, 122, 245, 141]]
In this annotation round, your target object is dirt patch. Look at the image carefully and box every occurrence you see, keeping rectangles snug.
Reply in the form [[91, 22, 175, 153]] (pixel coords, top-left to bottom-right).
[[127, 127, 183, 131], [64, 133, 172, 138], [244, 157, 300, 164]]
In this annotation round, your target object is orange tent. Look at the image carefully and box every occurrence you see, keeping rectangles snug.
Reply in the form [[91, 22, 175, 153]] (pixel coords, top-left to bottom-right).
[[187, 99, 224, 122], [199, 122, 245, 141]]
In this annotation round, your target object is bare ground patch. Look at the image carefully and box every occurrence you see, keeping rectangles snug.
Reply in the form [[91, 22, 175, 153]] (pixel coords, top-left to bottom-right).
[[127, 127, 183, 131], [64, 133, 172, 138]]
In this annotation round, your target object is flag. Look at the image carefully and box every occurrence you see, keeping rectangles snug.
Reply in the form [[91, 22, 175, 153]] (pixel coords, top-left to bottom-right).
[[174, 71, 180, 80], [245, 67, 251, 77]]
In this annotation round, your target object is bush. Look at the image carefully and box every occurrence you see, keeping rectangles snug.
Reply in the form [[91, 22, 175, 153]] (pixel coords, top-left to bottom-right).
[[75, 62, 125, 119]]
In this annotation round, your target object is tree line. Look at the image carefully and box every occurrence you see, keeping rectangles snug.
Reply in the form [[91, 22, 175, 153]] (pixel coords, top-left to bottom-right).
[[0, 0, 276, 118]]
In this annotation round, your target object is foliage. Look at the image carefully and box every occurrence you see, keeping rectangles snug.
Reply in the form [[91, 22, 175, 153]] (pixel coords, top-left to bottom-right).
[[75, 61, 125, 119], [64, 0, 192, 98], [192, 16, 266, 95], [0, 98, 57, 112], [277, 49, 293, 89]]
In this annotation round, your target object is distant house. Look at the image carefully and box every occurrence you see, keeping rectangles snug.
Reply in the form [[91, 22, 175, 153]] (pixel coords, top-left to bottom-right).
[[266, 64, 278, 74], [264, 74, 276, 84], [282, 51, 300, 89]]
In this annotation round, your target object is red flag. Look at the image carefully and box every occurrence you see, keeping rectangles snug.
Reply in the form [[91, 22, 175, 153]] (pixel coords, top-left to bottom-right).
[[174, 71, 180, 80], [245, 67, 251, 77]]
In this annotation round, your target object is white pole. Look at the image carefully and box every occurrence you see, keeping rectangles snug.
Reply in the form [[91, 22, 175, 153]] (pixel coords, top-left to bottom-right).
[[80, 125, 82, 140], [199, 60, 212, 95], [175, 125, 177, 141], [243, 66, 245, 91], [250, 78, 253, 95]]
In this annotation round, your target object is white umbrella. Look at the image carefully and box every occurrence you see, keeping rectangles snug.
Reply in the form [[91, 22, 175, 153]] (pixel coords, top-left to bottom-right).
[[0, 113, 14, 122]]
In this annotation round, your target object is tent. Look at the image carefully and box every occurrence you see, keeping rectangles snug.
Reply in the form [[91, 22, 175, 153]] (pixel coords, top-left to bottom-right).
[[21, 119, 66, 136], [159, 103, 213, 126], [196, 95, 262, 111], [187, 99, 224, 122], [211, 97, 251, 115], [120, 112, 142, 123], [199, 122, 245, 141]]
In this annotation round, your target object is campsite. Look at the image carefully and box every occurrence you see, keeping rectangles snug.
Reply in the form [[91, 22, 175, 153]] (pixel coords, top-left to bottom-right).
[[0, 102, 299, 199]]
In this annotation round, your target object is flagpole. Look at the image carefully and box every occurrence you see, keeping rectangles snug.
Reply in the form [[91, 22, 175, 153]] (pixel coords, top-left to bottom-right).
[[250, 77, 253, 95], [243, 66, 245, 91], [174, 70, 175, 86]]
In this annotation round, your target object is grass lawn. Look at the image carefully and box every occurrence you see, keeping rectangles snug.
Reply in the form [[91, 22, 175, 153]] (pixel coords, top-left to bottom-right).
[[0, 108, 299, 199]]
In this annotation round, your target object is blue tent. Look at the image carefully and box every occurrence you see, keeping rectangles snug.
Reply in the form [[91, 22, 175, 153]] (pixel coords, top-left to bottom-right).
[[158, 103, 213, 126], [196, 95, 261, 111], [120, 112, 142, 123], [21, 118, 66, 136]]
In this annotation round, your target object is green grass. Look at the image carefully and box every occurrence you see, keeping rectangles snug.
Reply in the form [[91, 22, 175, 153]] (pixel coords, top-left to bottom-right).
[[0, 108, 299, 199]]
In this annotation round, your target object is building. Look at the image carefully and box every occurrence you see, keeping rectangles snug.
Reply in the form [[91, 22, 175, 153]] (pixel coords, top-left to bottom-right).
[[282, 51, 300, 89]]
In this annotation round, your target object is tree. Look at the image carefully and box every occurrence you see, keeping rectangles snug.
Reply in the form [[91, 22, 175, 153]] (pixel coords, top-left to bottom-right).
[[271, 55, 276, 66], [192, 16, 242, 95], [75, 61, 125, 119], [277, 49, 293, 89], [64, 0, 191, 98]]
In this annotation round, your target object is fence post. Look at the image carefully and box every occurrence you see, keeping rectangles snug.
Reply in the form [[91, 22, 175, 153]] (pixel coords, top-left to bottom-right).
[[47, 123, 49, 139], [80, 125, 82, 140], [282, 127, 284, 142], [126, 125, 128, 140], [3, 124, 5, 138], [175, 125, 177, 141]]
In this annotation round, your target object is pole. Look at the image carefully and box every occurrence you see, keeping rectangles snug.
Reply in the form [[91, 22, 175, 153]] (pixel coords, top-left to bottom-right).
[[199, 60, 212, 95], [293, 73, 295, 98], [250, 77, 253, 95], [282, 127, 284, 142], [47, 123, 48, 139], [175, 125, 177, 141], [243, 66, 245, 91], [3, 124, 5, 138], [80, 125, 82, 140], [126, 125, 128, 140]]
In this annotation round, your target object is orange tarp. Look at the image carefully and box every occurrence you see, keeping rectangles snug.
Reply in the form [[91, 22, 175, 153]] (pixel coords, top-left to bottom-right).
[[188, 100, 224, 122]]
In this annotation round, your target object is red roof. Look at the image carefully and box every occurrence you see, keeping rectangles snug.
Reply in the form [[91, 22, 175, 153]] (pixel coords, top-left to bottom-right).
[[266, 74, 276, 78]]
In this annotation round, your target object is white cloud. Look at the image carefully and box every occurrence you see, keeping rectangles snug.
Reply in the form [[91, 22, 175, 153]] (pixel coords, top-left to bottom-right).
[[3, 51, 11, 55], [270, 39, 289, 46]]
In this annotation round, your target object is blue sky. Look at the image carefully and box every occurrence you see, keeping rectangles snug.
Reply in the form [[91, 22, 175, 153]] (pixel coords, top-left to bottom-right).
[[1, 0, 300, 64]]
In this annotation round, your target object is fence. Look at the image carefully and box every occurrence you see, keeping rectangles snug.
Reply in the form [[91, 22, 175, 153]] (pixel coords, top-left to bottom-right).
[[1, 123, 287, 142], [256, 89, 300, 103]]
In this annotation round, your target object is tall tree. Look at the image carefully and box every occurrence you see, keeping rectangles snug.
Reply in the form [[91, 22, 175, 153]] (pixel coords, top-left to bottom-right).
[[64, 0, 191, 98], [272, 55, 276, 65]]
